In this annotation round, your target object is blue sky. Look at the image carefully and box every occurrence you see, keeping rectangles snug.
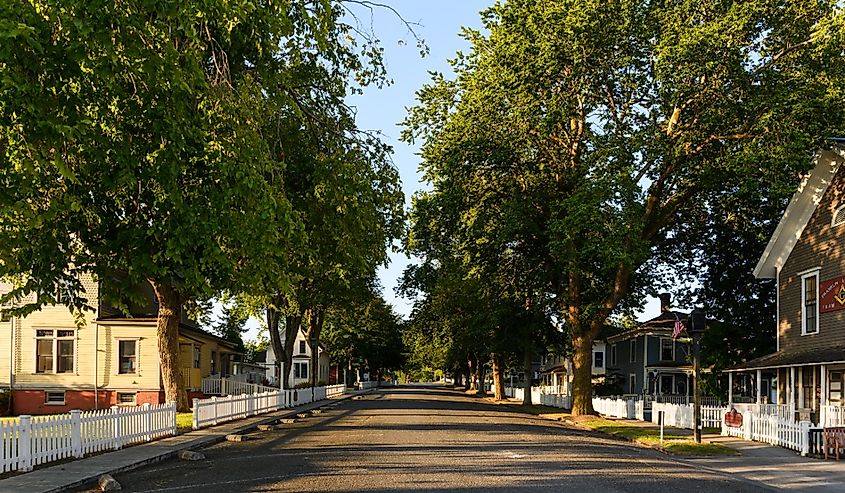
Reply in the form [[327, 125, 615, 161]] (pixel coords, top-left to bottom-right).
[[345, 0, 495, 318], [242, 0, 661, 340]]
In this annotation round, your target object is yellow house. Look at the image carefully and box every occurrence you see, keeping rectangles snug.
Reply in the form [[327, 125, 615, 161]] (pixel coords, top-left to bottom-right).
[[0, 277, 240, 415]]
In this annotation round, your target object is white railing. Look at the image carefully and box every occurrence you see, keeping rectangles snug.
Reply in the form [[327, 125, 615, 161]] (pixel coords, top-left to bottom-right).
[[357, 381, 379, 390], [201, 377, 278, 396], [723, 411, 812, 455], [822, 405, 845, 427], [730, 403, 791, 419], [1, 402, 175, 473], [192, 385, 346, 430], [656, 395, 721, 407]]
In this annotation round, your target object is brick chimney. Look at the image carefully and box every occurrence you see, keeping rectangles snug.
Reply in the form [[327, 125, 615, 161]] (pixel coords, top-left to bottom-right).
[[659, 293, 671, 312]]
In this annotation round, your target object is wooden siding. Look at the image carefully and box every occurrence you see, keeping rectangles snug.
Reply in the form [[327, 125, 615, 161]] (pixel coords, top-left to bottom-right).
[[780, 166, 845, 353]]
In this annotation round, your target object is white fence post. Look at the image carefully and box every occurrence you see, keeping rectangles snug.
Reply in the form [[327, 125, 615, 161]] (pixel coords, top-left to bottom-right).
[[800, 421, 810, 456], [70, 410, 82, 458], [142, 403, 152, 441], [18, 415, 32, 472], [192, 398, 200, 430], [112, 406, 122, 450], [212, 397, 219, 426]]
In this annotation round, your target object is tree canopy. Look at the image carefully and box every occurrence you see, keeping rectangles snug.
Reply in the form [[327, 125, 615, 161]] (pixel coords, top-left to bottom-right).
[[403, 0, 845, 414]]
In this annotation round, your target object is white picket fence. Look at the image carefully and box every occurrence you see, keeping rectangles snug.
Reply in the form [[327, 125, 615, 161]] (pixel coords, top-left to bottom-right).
[[1, 402, 176, 473], [723, 411, 813, 455], [592, 397, 639, 419], [823, 404, 845, 426], [192, 384, 346, 430], [357, 381, 379, 390], [650, 402, 724, 429], [201, 377, 278, 396]]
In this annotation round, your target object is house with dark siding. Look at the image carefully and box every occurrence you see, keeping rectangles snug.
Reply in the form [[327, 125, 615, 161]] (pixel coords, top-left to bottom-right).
[[606, 294, 693, 399], [728, 143, 845, 424]]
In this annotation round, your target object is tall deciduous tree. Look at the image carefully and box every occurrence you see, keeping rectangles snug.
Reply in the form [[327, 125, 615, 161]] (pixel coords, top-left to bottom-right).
[[0, 0, 390, 410], [404, 0, 845, 415]]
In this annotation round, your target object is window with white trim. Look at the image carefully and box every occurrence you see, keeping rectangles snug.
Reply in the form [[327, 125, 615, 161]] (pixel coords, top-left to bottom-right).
[[299, 340, 307, 354], [629, 340, 636, 363], [294, 361, 308, 379], [629, 373, 637, 394], [609, 344, 616, 366], [594, 351, 604, 368], [833, 205, 845, 227], [802, 270, 819, 335], [35, 329, 75, 374], [118, 340, 137, 374], [660, 338, 675, 361]]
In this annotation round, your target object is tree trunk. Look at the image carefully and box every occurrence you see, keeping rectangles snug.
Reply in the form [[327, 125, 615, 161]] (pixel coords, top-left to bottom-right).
[[266, 305, 284, 387], [149, 279, 189, 412], [466, 359, 475, 390], [475, 355, 486, 396], [491, 353, 506, 401], [281, 314, 301, 389], [305, 307, 325, 387], [571, 332, 596, 415], [522, 345, 533, 406]]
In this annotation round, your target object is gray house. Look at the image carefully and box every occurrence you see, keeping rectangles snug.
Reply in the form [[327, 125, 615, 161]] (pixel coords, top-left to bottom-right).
[[606, 296, 693, 398]]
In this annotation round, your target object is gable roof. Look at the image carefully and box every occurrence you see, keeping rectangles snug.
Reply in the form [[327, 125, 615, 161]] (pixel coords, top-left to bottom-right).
[[754, 145, 845, 279], [607, 310, 689, 343]]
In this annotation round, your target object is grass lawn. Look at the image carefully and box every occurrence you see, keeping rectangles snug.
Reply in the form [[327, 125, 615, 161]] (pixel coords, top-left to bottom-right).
[[579, 417, 737, 456], [176, 413, 193, 434]]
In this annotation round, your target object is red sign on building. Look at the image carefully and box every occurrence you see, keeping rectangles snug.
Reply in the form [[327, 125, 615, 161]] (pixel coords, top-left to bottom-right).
[[821, 276, 845, 313]]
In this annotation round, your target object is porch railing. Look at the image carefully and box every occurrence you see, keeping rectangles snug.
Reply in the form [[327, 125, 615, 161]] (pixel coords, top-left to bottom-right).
[[201, 377, 278, 396]]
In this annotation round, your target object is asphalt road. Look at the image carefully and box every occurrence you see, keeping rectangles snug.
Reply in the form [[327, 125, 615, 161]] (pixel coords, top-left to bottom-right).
[[77, 386, 772, 493]]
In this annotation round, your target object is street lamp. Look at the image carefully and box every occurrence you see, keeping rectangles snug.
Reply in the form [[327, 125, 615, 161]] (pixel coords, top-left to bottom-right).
[[687, 308, 707, 443]]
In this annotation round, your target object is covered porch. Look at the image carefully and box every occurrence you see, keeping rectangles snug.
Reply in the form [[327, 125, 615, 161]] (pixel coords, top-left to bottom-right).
[[727, 348, 845, 426]]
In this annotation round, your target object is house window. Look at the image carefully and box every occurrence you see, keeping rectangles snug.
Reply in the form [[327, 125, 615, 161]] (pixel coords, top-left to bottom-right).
[[609, 344, 616, 366], [299, 341, 306, 354], [192, 346, 201, 369], [210, 351, 217, 375], [833, 205, 845, 227], [629, 340, 636, 363], [594, 351, 604, 368], [117, 392, 136, 405], [294, 362, 309, 379], [118, 340, 137, 374], [45, 391, 65, 405], [802, 271, 819, 335], [35, 329, 75, 374], [629, 374, 637, 394], [660, 374, 674, 395], [660, 338, 675, 361]]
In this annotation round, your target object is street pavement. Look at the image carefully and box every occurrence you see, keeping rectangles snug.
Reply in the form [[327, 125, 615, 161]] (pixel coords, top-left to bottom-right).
[[74, 386, 772, 493]]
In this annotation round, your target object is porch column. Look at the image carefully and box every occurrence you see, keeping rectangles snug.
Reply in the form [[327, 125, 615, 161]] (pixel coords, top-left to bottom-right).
[[685, 374, 690, 401], [790, 366, 796, 414], [727, 372, 733, 406], [812, 366, 817, 411], [657, 372, 662, 395], [756, 369, 762, 405], [821, 365, 828, 426], [798, 367, 805, 410]]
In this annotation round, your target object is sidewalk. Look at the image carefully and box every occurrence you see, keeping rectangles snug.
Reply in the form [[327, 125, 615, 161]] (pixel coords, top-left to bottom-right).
[[0, 389, 371, 493], [575, 415, 845, 492]]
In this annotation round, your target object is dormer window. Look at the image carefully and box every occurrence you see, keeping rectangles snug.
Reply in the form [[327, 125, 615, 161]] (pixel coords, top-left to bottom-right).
[[802, 270, 820, 335], [833, 205, 845, 227]]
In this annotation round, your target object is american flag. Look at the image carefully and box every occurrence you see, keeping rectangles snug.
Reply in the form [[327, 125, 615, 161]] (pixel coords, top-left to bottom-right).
[[672, 317, 684, 339]]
